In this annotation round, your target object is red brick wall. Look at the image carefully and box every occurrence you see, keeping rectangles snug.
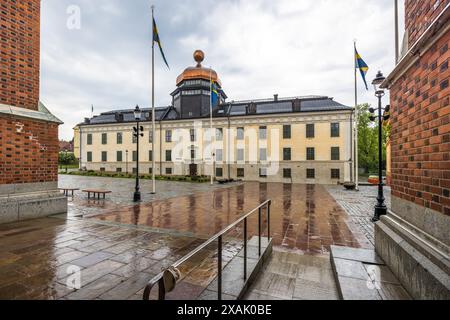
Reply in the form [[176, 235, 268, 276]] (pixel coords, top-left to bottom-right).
[[0, 116, 59, 185], [0, 0, 40, 110], [405, 0, 449, 47], [390, 31, 450, 216]]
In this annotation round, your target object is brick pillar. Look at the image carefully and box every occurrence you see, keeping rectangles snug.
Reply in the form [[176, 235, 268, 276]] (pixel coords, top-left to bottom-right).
[[0, 0, 67, 223]]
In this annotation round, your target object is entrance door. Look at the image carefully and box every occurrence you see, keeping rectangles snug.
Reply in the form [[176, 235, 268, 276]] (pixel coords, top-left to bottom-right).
[[189, 163, 198, 176]]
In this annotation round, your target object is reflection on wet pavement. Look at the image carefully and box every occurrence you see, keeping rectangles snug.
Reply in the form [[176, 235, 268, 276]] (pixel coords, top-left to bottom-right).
[[93, 182, 369, 254], [0, 177, 371, 300]]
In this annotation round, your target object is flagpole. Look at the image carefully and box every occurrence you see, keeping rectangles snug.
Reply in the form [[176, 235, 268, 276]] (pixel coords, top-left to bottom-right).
[[151, 5, 156, 194], [210, 67, 214, 185], [354, 41, 359, 191]]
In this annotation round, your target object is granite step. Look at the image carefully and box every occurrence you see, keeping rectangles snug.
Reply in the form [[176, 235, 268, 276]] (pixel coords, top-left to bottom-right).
[[330, 245, 412, 300]]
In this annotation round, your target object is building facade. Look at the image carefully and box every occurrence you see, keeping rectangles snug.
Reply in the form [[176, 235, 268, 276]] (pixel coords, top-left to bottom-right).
[[0, 0, 66, 224], [75, 51, 354, 184], [377, 1, 450, 299]]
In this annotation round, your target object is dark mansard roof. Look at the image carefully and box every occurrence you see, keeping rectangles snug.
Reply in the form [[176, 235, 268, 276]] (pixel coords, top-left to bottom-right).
[[80, 95, 352, 126]]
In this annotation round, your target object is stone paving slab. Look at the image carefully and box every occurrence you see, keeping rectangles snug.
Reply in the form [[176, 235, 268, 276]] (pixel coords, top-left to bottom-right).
[[330, 245, 411, 300], [244, 248, 339, 300]]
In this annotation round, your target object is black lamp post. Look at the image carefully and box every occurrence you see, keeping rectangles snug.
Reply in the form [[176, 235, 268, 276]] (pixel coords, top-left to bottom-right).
[[370, 71, 390, 222], [64, 149, 68, 173], [133, 105, 144, 202]]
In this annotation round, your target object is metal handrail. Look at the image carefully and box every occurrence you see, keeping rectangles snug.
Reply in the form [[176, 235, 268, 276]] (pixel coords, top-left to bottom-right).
[[143, 199, 272, 300]]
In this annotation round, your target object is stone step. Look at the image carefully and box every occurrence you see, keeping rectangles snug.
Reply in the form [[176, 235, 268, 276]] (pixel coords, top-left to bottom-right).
[[330, 245, 412, 300], [197, 236, 273, 300]]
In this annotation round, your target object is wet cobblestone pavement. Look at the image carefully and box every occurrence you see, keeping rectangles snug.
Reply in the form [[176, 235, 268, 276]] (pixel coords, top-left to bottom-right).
[[0, 176, 374, 299], [325, 185, 391, 247]]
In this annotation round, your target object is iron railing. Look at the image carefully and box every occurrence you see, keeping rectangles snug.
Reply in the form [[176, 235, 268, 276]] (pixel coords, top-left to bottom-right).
[[143, 199, 272, 300]]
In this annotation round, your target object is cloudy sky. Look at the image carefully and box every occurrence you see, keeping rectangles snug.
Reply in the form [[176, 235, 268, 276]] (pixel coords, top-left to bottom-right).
[[40, 0, 405, 140]]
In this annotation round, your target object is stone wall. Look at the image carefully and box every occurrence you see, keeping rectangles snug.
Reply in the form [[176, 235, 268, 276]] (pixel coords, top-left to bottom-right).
[[0, 0, 41, 110]]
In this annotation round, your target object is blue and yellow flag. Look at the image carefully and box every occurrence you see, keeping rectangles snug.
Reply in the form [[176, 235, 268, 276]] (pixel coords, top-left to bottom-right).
[[355, 48, 369, 90], [211, 81, 219, 107], [153, 17, 169, 69]]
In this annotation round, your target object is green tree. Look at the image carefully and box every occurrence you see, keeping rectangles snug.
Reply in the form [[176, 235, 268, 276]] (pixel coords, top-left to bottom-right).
[[357, 103, 388, 174], [59, 152, 76, 165]]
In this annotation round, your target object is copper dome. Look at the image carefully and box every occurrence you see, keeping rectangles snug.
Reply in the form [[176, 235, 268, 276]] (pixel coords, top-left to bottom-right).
[[176, 50, 222, 86]]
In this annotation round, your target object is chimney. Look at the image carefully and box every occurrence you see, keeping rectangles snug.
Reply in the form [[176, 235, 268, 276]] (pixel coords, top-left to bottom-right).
[[274, 94, 279, 102], [247, 102, 257, 115], [115, 112, 124, 122], [292, 98, 301, 112]]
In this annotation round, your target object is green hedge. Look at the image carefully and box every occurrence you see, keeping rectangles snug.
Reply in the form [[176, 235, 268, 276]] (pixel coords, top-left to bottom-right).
[[59, 170, 210, 183]]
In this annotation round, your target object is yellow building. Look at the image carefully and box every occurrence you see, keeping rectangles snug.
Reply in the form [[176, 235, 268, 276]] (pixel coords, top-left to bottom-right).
[[74, 51, 354, 184]]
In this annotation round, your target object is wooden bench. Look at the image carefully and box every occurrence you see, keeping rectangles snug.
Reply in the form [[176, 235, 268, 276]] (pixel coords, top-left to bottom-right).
[[59, 188, 80, 196], [82, 189, 112, 200]]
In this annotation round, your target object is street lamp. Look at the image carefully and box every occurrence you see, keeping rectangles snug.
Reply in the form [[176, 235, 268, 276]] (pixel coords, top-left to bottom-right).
[[370, 71, 390, 222], [133, 105, 144, 202]]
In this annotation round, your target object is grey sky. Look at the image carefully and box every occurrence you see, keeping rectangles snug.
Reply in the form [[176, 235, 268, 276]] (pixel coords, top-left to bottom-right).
[[40, 0, 404, 140]]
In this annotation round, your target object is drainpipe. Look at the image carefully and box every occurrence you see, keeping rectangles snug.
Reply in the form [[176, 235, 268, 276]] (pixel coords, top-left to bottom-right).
[[79, 126, 82, 170]]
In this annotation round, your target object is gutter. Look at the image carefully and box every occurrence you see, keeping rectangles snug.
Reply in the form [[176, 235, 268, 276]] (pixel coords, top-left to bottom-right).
[[382, 3, 450, 89]]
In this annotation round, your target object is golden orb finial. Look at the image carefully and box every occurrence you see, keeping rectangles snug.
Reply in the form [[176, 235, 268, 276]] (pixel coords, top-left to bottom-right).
[[193, 50, 205, 67]]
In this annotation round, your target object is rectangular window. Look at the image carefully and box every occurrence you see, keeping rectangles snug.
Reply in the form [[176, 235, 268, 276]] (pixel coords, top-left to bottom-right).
[[101, 133, 107, 145], [283, 168, 292, 178], [306, 147, 315, 161], [216, 149, 223, 162], [331, 169, 340, 179], [100, 168, 106, 172], [166, 150, 172, 161], [237, 127, 244, 140], [283, 148, 291, 161], [237, 149, 244, 162], [149, 168, 153, 174], [260, 148, 267, 161], [132, 168, 137, 174], [101, 151, 107, 162], [87, 151, 92, 162], [331, 147, 340, 161], [190, 129, 196, 142], [117, 151, 123, 162], [132, 134, 137, 144], [306, 168, 315, 179], [216, 128, 223, 141], [283, 125, 291, 139], [149, 150, 153, 161], [237, 168, 245, 177], [87, 134, 93, 145], [165, 167, 172, 175], [259, 126, 267, 140], [165, 130, 172, 143], [216, 167, 223, 177], [116, 168, 122, 173], [191, 148, 195, 160], [132, 151, 137, 162], [331, 123, 340, 137], [117, 132, 123, 144], [259, 168, 267, 178], [306, 124, 315, 138]]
